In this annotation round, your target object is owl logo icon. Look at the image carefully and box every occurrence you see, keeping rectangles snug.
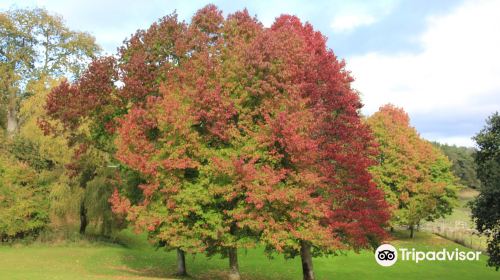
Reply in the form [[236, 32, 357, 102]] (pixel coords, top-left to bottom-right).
[[375, 244, 398, 266]]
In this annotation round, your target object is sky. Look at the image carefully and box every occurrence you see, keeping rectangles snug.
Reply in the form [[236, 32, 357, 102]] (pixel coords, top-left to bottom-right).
[[1, 0, 499, 147]]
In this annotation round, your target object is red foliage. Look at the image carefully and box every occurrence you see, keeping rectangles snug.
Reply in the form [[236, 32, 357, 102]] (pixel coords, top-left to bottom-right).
[[46, 4, 390, 257], [109, 188, 131, 215], [45, 57, 117, 131], [115, 7, 388, 254], [246, 15, 389, 249]]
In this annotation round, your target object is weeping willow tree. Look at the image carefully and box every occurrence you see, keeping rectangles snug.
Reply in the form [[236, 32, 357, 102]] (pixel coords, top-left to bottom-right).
[[83, 166, 136, 237]]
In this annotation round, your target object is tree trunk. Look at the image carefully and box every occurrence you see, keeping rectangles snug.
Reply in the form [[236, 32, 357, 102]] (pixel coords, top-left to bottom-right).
[[300, 240, 315, 280], [176, 248, 188, 276], [6, 106, 18, 137], [228, 247, 240, 280], [390, 226, 394, 233], [79, 201, 88, 235], [409, 225, 414, 238]]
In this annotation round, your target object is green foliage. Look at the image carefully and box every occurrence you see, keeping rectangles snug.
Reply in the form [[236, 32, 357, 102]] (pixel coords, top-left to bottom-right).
[[19, 78, 73, 165], [0, 7, 99, 84], [0, 106, 5, 129], [84, 167, 128, 236], [471, 112, 500, 270], [367, 105, 458, 233], [0, 152, 49, 241], [427, 153, 459, 221], [1, 7, 99, 136], [433, 142, 481, 189], [9, 136, 54, 171], [47, 174, 79, 218]]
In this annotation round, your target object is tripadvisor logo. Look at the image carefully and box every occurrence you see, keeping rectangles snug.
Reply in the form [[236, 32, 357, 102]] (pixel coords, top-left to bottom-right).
[[375, 244, 398, 266], [374, 244, 482, 267]]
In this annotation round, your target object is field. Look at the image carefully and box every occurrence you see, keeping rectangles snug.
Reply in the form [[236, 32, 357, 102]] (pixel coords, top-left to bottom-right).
[[0, 229, 497, 280], [421, 188, 488, 251]]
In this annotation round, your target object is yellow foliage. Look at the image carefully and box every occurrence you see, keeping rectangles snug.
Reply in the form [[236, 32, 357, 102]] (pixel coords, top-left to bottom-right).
[[19, 78, 73, 166]]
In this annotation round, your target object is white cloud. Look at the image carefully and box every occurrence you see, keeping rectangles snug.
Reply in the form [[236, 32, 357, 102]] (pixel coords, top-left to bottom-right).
[[331, 13, 377, 32], [348, 0, 500, 146], [329, 0, 396, 33]]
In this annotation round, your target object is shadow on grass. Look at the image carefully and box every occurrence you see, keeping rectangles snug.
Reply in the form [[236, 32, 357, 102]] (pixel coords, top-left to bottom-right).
[[112, 230, 289, 279], [109, 228, 469, 280], [116, 243, 294, 280], [117, 246, 176, 279]]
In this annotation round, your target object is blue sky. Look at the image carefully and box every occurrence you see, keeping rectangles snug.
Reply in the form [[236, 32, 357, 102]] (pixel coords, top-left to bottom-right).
[[2, 0, 499, 147]]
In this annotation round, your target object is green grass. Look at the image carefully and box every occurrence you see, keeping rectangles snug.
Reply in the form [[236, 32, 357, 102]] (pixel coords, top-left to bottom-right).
[[446, 188, 479, 225], [422, 188, 488, 251], [0, 229, 497, 279]]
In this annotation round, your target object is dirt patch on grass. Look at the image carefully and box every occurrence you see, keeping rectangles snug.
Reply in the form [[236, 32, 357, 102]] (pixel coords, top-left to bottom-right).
[[107, 265, 171, 279]]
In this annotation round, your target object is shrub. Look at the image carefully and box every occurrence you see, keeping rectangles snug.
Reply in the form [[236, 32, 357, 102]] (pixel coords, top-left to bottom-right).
[[0, 153, 49, 241]]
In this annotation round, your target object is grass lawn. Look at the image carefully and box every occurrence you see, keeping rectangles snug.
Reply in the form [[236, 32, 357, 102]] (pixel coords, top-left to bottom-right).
[[0, 229, 498, 280], [422, 187, 479, 228], [444, 188, 479, 225], [421, 188, 488, 251]]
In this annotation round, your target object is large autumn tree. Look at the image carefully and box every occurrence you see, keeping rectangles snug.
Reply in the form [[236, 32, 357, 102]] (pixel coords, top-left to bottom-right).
[[230, 15, 389, 280], [471, 112, 500, 270], [110, 6, 389, 280], [367, 104, 457, 238], [111, 8, 267, 278], [43, 9, 198, 274], [1, 7, 99, 136]]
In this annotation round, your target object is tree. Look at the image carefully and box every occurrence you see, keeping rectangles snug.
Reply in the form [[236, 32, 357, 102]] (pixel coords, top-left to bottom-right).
[[112, 7, 262, 278], [46, 5, 389, 279], [0, 140, 49, 241], [42, 55, 130, 236], [433, 142, 481, 189], [367, 105, 457, 238], [233, 15, 389, 280], [471, 112, 500, 270], [43, 10, 189, 273], [0, 7, 99, 136], [111, 6, 389, 280]]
